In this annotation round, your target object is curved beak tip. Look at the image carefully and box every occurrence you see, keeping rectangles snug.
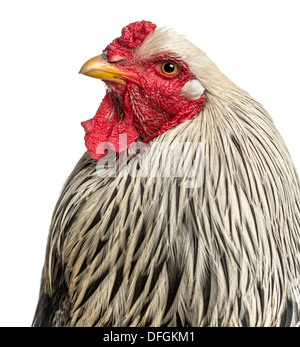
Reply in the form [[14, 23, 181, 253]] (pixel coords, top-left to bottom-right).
[[79, 55, 138, 87], [79, 55, 124, 82], [78, 66, 89, 75]]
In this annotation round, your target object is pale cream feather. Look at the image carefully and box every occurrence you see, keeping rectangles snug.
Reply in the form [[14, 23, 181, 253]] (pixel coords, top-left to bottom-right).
[[33, 26, 300, 327]]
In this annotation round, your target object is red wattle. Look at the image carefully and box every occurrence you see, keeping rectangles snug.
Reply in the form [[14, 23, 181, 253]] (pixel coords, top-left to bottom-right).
[[81, 93, 140, 161], [81, 22, 206, 161]]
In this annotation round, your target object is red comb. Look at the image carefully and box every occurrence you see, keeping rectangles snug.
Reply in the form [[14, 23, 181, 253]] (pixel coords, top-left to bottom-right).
[[117, 21, 157, 49], [105, 21, 157, 60]]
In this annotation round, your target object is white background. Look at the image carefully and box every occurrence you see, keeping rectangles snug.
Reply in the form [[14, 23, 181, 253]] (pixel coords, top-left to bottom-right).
[[0, 0, 299, 327]]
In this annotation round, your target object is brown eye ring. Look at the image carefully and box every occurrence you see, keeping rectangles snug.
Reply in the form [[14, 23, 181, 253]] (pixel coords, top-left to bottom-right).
[[161, 62, 178, 75]]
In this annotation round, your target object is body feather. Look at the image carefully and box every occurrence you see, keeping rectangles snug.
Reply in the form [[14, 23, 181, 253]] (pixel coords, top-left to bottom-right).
[[33, 83, 300, 326], [33, 26, 300, 326]]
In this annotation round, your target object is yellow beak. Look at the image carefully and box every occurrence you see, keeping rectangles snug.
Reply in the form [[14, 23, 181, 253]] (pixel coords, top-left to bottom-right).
[[79, 55, 132, 85]]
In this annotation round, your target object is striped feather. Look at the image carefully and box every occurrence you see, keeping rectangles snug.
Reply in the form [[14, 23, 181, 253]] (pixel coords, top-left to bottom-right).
[[33, 28, 300, 327]]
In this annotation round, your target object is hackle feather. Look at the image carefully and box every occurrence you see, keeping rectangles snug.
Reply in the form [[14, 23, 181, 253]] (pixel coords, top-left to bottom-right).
[[33, 27, 300, 327]]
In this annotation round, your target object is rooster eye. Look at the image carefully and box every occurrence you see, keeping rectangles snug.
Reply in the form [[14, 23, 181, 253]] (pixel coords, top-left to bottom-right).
[[161, 62, 178, 75]]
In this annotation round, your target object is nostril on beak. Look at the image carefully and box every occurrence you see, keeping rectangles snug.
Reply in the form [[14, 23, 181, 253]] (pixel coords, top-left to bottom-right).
[[100, 52, 108, 61], [107, 55, 128, 65]]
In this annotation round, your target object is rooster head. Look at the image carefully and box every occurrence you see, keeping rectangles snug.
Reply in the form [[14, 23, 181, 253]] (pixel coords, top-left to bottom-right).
[[80, 21, 205, 160]]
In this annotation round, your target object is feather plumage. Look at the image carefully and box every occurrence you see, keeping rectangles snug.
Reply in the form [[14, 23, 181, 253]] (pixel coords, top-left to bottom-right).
[[33, 25, 300, 327]]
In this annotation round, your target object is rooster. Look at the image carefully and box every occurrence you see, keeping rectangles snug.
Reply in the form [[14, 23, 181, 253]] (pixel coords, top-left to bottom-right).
[[32, 21, 300, 327]]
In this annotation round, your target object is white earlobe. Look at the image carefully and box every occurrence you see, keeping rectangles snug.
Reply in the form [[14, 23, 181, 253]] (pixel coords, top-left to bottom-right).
[[180, 79, 205, 100]]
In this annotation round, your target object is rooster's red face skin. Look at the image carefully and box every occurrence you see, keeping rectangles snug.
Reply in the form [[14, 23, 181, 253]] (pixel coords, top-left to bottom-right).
[[81, 21, 205, 160]]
